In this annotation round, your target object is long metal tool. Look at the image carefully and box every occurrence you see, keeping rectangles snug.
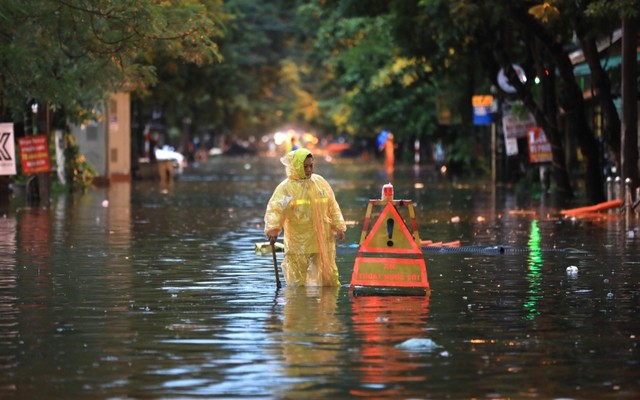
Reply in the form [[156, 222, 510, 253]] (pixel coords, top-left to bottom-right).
[[271, 242, 282, 289]]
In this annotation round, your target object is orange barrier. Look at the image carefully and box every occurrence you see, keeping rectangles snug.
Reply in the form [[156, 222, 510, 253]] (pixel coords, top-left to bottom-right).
[[560, 199, 622, 215], [350, 187, 429, 294], [508, 210, 537, 216], [420, 240, 461, 248], [561, 212, 622, 220]]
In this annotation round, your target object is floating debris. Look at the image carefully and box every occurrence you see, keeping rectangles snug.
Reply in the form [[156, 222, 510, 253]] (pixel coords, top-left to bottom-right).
[[255, 241, 285, 254], [396, 338, 441, 352]]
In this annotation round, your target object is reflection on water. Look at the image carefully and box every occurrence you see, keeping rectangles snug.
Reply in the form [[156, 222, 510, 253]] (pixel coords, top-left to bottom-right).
[[0, 213, 18, 393], [277, 286, 344, 398], [0, 156, 638, 399], [524, 219, 542, 320], [349, 294, 431, 398]]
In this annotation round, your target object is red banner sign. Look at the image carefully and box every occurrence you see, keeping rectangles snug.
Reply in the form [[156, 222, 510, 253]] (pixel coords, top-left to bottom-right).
[[527, 127, 552, 163], [18, 135, 51, 174]]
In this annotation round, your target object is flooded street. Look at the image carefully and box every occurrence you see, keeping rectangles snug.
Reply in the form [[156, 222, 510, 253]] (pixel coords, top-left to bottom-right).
[[1, 155, 639, 399]]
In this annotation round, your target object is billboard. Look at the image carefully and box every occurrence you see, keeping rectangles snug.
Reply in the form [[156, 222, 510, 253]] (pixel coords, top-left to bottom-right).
[[0, 123, 16, 176], [18, 134, 51, 175], [527, 127, 552, 163]]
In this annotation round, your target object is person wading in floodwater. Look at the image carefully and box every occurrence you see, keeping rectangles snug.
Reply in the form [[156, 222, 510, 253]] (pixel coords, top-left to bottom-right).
[[264, 148, 346, 286]]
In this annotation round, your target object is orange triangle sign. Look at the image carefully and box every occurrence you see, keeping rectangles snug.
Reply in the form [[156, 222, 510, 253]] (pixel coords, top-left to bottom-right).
[[359, 202, 421, 254], [350, 197, 430, 293]]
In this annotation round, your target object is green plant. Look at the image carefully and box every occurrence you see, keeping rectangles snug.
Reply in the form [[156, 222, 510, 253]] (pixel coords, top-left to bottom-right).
[[63, 133, 96, 192]]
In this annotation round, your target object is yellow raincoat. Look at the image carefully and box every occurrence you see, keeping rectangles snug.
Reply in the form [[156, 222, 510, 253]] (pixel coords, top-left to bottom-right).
[[264, 149, 346, 286]]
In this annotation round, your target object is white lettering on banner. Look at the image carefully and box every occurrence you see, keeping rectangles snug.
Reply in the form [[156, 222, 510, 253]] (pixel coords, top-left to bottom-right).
[[18, 134, 51, 175], [0, 123, 17, 176], [527, 127, 552, 163]]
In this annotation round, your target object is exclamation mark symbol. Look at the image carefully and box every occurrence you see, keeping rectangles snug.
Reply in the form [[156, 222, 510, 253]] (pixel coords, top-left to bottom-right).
[[386, 218, 394, 247]]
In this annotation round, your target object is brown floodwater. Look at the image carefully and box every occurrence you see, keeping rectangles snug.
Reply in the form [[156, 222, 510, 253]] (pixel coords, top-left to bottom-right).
[[0, 154, 638, 399]]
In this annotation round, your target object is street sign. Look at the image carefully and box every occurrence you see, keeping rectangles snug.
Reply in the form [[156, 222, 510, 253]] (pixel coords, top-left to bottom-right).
[[497, 64, 527, 94], [18, 134, 51, 175], [527, 127, 552, 163], [472, 95, 494, 126], [505, 137, 519, 156], [502, 112, 536, 139], [351, 199, 430, 293], [0, 123, 16, 176]]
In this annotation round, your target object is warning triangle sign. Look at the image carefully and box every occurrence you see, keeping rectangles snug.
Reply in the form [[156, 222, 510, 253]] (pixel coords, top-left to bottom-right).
[[359, 202, 421, 254], [351, 198, 429, 293]]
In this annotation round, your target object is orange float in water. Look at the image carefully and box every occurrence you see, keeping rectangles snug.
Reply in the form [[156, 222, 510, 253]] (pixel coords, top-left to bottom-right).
[[560, 199, 622, 215], [420, 239, 461, 248]]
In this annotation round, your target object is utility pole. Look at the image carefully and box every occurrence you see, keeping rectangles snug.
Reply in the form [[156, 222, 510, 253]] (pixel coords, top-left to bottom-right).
[[620, 18, 638, 195]]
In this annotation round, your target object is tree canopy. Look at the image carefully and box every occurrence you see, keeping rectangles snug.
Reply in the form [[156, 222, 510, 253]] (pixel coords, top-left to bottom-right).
[[0, 0, 225, 122], [1, 0, 637, 202], [308, 0, 638, 201]]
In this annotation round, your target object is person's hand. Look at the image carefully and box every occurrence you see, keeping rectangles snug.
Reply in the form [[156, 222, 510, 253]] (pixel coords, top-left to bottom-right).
[[266, 229, 279, 245], [336, 230, 345, 242]]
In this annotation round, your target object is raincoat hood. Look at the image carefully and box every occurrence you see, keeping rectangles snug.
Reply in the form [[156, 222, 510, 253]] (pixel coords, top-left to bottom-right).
[[281, 148, 312, 180]]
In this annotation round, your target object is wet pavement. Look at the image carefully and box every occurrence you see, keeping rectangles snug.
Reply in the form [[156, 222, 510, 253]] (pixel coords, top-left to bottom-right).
[[0, 155, 639, 399]]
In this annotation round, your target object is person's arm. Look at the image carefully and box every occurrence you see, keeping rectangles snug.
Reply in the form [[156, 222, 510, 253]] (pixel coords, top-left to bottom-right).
[[264, 183, 289, 244], [325, 181, 346, 241]]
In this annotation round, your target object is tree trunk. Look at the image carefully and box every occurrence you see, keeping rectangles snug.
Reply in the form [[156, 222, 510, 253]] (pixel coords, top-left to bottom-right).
[[578, 34, 622, 166], [555, 63, 606, 203], [0, 176, 10, 208], [37, 172, 50, 207], [511, 7, 606, 203], [532, 39, 574, 196], [497, 33, 574, 196], [23, 104, 52, 207]]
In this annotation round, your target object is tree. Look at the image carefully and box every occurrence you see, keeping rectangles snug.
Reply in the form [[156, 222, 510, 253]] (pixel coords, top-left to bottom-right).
[[305, 1, 440, 149], [584, 0, 639, 198], [0, 0, 225, 205], [0, 0, 225, 123], [133, 0, 322, 148], [375, 0, 622, 201]]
